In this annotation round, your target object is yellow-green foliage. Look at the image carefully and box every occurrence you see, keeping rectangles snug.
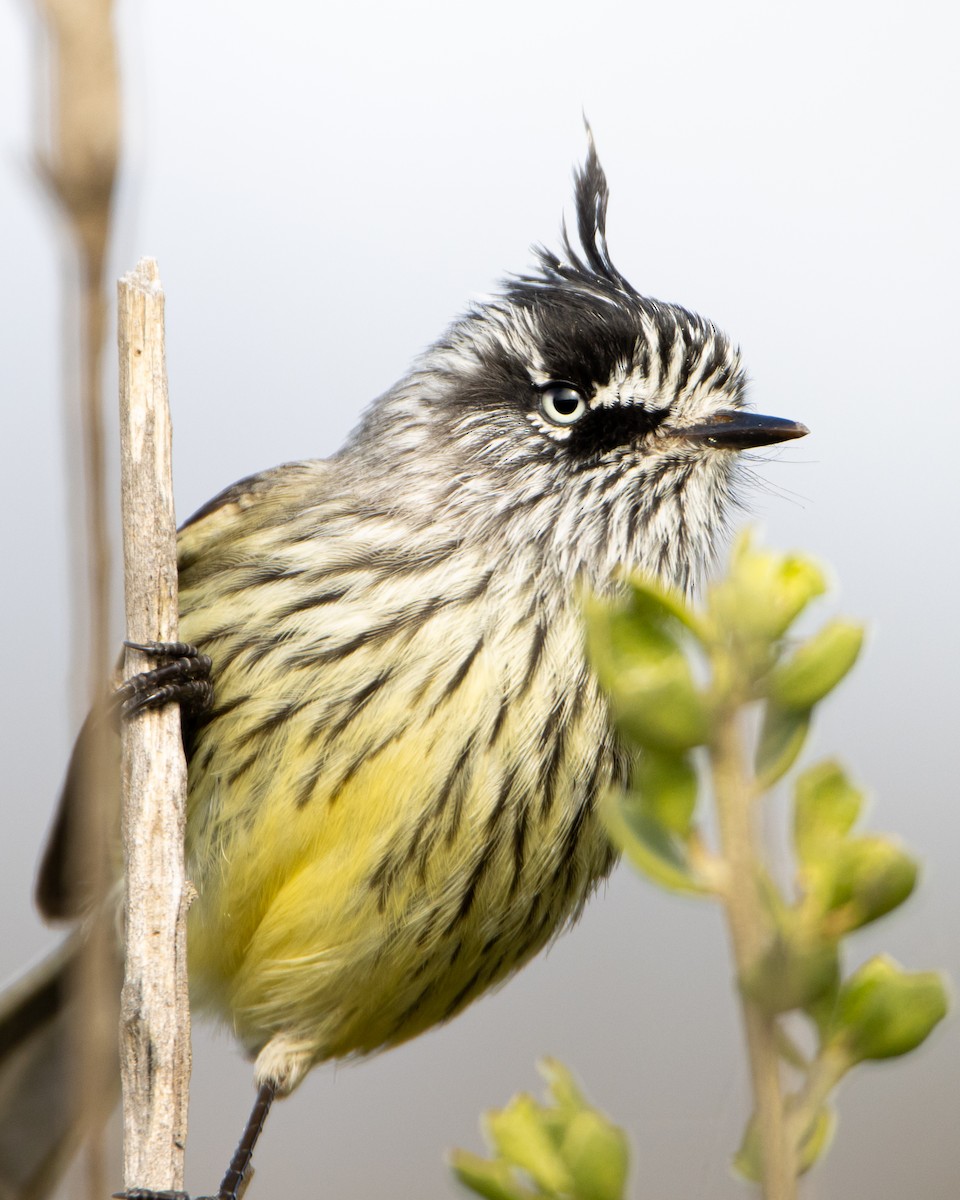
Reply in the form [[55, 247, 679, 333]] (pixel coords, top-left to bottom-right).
[[585, 532, 949, 1187]]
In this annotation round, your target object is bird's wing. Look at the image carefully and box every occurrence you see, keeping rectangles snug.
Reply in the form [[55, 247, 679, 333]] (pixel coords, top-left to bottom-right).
[[180, 460, 320, 531], [36, 459, 331, 922]]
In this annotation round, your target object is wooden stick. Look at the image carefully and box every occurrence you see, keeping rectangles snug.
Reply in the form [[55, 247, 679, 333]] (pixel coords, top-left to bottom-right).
[[117, 258, 192, 1192]]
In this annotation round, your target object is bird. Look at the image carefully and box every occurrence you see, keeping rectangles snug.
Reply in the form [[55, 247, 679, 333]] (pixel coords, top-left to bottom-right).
[[0, 135, 807, 1200]]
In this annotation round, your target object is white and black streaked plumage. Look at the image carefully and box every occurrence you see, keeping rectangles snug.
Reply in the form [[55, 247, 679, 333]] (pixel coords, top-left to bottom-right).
[[6, 139, 806, 1200], [339, 148, 763, 595], [169, 141, 805, 1091]]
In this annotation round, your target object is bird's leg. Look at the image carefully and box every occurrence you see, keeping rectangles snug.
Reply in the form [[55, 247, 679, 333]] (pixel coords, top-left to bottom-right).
[[214, 1081, 277, 1200], [113, 1082, 277, 1200], [116, 641, 213, 719]]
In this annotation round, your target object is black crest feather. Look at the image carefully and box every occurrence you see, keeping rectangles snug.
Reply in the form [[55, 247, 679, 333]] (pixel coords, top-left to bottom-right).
[[526, 129, 638, 300]]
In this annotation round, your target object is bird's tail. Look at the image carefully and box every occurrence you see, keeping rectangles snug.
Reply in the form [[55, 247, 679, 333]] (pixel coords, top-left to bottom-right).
[[0, 937, 118, 1200]]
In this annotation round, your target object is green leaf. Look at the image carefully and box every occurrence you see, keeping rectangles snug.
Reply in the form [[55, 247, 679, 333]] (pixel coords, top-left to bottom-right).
[[451, 1152, 532, 1200], [632, 750, 698, 837], [624, 576, 710, 652], [626, 574, 708, 644], [601, 788, 709, 896], [486, 1096, 573, 1195], [831, 956, 949, 1064], [585, 598, 709, 752], [793, 761, 864, 865], [768, 620, 865, 711], [740, 930, 839, 1016], [755, 702, 811, 788]]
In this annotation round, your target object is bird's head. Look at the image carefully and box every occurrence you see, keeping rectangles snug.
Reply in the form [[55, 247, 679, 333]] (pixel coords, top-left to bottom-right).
[[349, 139, 806, 593]]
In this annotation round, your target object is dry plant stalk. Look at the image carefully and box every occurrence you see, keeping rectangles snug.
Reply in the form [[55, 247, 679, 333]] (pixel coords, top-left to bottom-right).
[[117, 259, 192, 1192], [35, 0, 119, 686], [32, 0, 120, 1194]]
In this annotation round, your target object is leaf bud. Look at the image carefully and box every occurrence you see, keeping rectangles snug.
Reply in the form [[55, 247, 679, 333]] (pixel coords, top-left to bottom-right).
[[768, 621, 864, 711], [809, 836, 918, 932], [711, 532, 827, 644], [740, 930, 839, 1016], [561, 1112, 630, 1200], [793, 761, 863, 865], [831, 956, 948, 1063], [450, 1152, 529, 1200], [485, 1097, 572, 1195], [538, 1057, 587, 1115]]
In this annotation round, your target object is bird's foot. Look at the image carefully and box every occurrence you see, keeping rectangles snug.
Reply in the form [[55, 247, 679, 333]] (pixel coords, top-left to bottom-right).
[[114, 1185, 246, 1195], [113, 1190, 232, 1200], [114, 1191, 191, 1200], [116, 641, 213, 718]]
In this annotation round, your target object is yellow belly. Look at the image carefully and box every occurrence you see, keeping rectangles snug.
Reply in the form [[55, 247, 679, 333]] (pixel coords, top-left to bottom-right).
[[181, 600, 620, 1077], [176, 473, 622, 1088]]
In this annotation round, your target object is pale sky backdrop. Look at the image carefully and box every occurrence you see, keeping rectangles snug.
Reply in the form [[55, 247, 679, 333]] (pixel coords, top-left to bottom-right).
[[2, 2, 959, 1198]]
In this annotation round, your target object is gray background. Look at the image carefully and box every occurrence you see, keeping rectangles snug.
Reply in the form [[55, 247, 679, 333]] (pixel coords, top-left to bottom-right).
[[2, 1, 958, 1197]]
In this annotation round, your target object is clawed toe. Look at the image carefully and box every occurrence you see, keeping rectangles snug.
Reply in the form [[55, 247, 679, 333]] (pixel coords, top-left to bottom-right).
[[113, 1189, 191, 1200], [117, 641, 213, 718]]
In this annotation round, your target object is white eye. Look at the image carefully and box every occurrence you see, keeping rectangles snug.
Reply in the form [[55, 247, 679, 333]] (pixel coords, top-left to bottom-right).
[[539, 384, 587, 426]]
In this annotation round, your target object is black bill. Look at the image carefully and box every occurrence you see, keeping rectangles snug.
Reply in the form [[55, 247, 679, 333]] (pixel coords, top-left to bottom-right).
[[679, 411, 809, 450]]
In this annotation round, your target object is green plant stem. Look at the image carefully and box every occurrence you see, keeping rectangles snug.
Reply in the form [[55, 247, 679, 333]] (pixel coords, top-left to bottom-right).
[[711, 702, 796, 1200], [785, 1045, 847, 1153]]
